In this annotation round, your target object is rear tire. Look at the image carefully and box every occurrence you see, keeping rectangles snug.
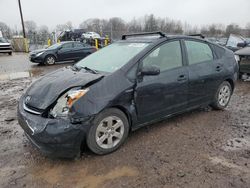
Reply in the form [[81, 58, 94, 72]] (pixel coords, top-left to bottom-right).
[[211, 81, 232, 110], [87, 108, 129, 155], [45, 55, 56, 65], [8, 52, 12, 55]]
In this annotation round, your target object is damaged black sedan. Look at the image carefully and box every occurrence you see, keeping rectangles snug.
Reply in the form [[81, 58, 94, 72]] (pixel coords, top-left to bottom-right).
[[18, 32, 238, 158]]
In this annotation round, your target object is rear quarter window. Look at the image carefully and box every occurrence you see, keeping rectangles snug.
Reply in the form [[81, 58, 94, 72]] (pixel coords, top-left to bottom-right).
[[211, 44, 226, 59]]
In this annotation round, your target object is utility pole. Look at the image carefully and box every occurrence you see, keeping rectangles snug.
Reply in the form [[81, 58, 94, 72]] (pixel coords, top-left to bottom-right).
[[110, 23, 113, 40], [18, 0, 26, 38], [18, 0, 28, 52]]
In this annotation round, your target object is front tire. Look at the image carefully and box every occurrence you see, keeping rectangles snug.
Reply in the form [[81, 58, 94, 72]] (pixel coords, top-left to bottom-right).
[[45, 55, 56, 65], [211, 81, 232, 110], [87, 108, 129, 155], [8, 52, 12, 55]]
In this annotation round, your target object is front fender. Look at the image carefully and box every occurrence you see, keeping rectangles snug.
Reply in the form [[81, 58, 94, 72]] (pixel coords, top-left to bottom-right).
[[70, 71, 137, 126]]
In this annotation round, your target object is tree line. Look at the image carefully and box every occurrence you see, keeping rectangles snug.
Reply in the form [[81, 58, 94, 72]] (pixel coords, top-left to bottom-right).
[[1, 14, 250, 44]]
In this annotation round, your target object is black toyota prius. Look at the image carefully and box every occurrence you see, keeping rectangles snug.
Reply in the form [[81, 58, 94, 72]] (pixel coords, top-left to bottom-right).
[[18, 32, 238, 158]]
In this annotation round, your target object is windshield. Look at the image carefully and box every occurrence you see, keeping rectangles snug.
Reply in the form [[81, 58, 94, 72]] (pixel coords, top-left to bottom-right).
[[0, 37, 8, 43], [76, 42, 149, 73], [47, 43, 61, 50]]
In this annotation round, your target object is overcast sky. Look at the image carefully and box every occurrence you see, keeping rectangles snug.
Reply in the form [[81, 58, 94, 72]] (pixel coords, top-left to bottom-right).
[[0, 0, 249, 30]]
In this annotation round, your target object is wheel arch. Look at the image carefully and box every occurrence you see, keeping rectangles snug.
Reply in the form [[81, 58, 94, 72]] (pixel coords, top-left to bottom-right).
[[109, 105, 132, 131], [225, 78, 234, 91], [45, 54, 57, 62]]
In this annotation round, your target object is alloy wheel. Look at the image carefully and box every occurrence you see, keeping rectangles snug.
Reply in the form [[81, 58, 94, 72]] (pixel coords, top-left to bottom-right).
[[218, 85, 231, 107], [95, 116, 124, 149], [46, 56, 55, 65]]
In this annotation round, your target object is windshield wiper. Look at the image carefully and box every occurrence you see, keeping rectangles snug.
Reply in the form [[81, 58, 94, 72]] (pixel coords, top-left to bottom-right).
[[72, 65, 98, 74], [83, 66, 99, 74]]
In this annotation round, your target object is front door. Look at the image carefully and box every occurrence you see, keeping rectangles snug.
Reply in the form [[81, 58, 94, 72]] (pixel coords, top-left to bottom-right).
[[135, 40, 189, 124], [57, 42, 74, 61]]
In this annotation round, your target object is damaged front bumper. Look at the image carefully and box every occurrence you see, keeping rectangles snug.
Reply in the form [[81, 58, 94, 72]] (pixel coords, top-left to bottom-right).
[[29, 55, 44, 63], [17, 96, 92, 158]]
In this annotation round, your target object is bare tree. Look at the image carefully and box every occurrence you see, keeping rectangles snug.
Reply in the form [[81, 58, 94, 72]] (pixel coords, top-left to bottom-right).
[[24, 20, 37, 34], [0, 22, 12, 38], [144, 14, 158, 32], [66, 21, 73, 30], [246, 23, 250, 37], [127, 18, 143, 33], [225, 24, 241, 37], [24, 20, 37, 43], [80, 18, 101, 33], [37, 25, 50, 44], [56, 21, 72, 32], [107, 17, 126, 39]]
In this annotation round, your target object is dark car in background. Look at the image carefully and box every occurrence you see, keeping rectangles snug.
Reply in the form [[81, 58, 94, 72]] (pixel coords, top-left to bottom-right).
[[29, 41, 96, 65], [225, 34, 250, 77], [18, 32, 238, 158]]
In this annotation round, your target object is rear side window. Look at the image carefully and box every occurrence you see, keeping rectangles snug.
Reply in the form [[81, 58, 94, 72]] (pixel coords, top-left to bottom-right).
[[62, 43, 73, 49], [185, 41, 213, 65], [74, 43, 84, 48], [211, 44, 225, 59], [143, 41, 183, 72]]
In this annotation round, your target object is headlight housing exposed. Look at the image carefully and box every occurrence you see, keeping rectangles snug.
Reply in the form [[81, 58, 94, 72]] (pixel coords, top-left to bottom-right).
[[49, 88, 89, 118], [234, 55, 240, 63], [36, 51, 44, 57]]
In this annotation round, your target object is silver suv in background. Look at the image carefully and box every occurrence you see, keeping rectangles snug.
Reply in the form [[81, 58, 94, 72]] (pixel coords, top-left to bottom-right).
[[0, 37, 12, 55]]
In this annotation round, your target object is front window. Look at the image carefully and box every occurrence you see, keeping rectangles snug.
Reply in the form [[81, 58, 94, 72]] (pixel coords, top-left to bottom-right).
[[76, 42, 149, 73], [143, 40, 183, 71]]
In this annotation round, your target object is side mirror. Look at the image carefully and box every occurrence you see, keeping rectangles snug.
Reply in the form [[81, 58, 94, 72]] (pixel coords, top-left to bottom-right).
[[139, 65, 160, 76], [237, 42, 246, 48]]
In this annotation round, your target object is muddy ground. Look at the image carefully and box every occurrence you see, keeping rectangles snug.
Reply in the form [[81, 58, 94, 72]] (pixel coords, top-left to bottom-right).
[[0, 53, 250, 188]]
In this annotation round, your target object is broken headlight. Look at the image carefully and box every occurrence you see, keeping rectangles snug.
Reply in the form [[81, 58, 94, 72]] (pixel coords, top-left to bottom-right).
[[49, 88, 89, 118], [234, 55, 240, 63]]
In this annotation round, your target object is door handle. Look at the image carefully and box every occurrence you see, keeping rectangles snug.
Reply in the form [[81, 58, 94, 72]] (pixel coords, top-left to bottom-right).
[[216, 65, 222, 72], [177, 75, 187, 82]]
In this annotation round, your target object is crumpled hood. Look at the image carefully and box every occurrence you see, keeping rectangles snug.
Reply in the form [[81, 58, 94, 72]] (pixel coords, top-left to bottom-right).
[[24, 67, 103, 110]]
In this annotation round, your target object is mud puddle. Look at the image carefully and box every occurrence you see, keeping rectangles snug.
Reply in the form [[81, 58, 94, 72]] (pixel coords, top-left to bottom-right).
[[31, 163, 138, 188]]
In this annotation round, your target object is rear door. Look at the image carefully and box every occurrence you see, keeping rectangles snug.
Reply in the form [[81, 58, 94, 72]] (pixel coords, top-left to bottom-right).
[[184, 39, 222, 107], [135, 40, 189, 123], [73, 42, 88, 60], [74, 42, 94, 59]]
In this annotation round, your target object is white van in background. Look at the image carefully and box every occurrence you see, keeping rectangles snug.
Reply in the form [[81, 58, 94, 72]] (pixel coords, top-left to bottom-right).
[[0, 31, 13, 55]]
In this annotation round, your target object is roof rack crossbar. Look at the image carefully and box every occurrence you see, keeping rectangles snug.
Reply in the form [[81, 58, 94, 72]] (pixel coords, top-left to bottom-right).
[[188, 34, 205, 39], [122, 31, 166, 40]]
